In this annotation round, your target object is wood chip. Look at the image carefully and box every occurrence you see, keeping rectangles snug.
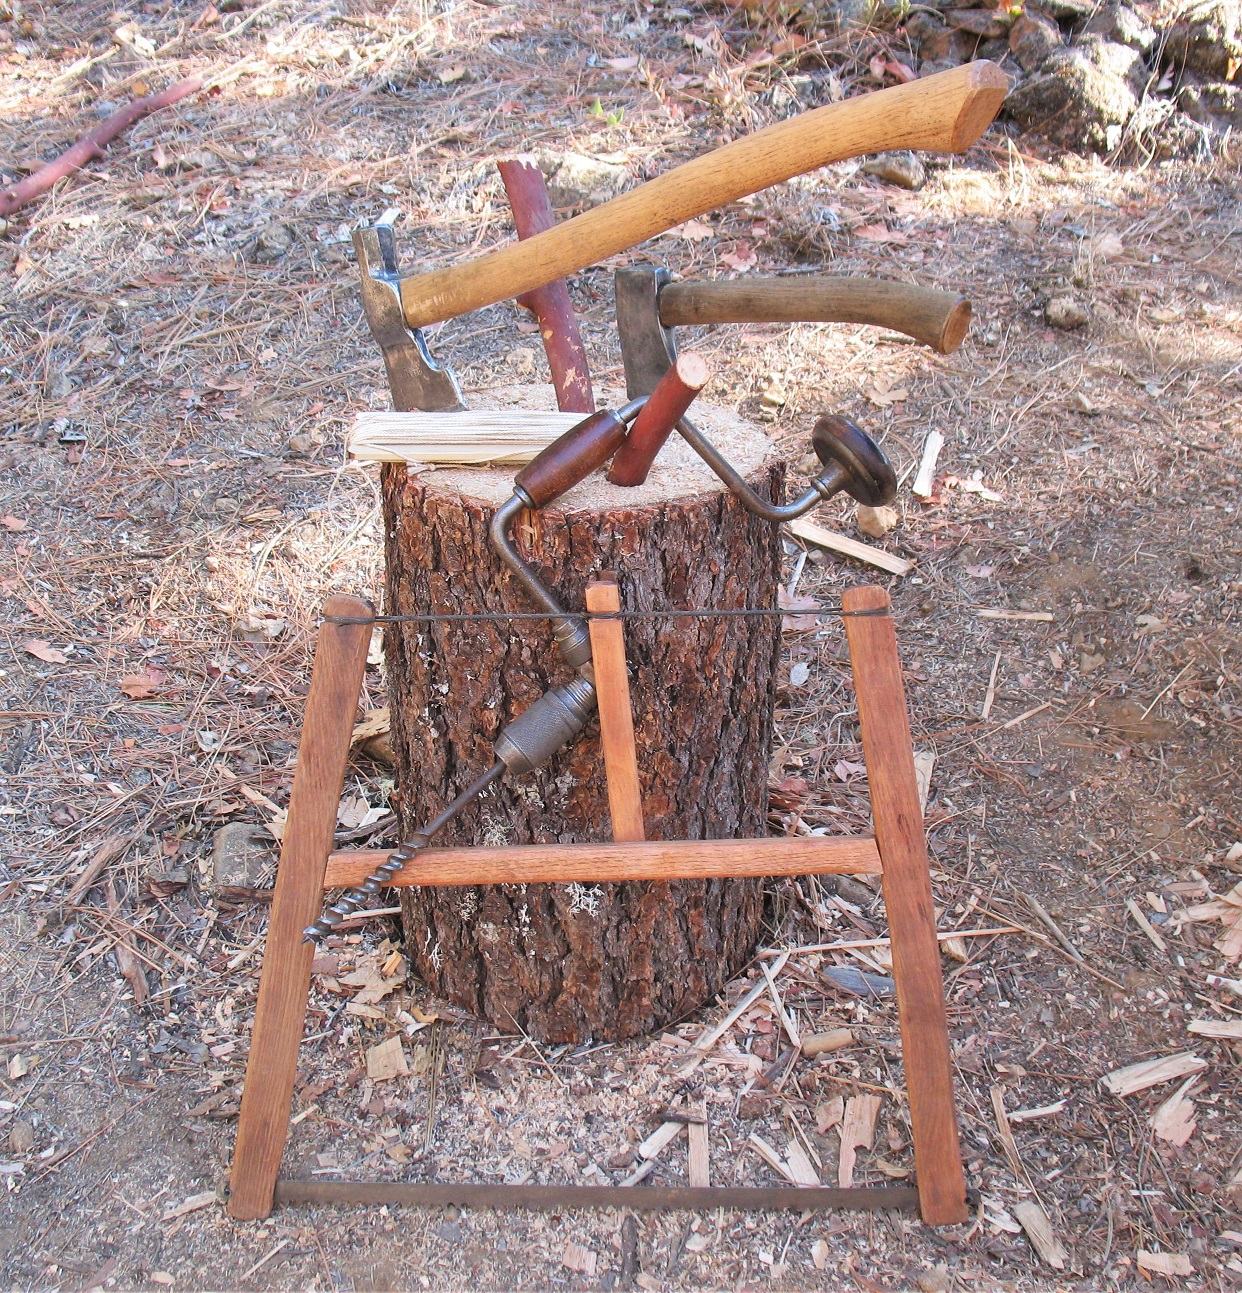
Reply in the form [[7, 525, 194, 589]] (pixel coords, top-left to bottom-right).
[[786, 517, 914, 576], [1014, 1199, 1067, 1270], [1150, 1076, 1199, 1147], [837, 1093, 881, 1187], [748, 1132, 798, 1186], [1136, 1251, 1193, 1278], [990, 1085, 1023, 1177], [687, 1098, 709, 1188], [161, 1190, 216, 1221], [1187, 1019, 1242, 1040], [783, 1135, 821, 1187], [1125, 898, 1168, 953], [976, 609, 1055, 622], [816, 1096, 845, 1134], [911, 429, 943, 498], [562, 1243, 597, 1277], [1007, 1100, 1067, 1123], [1100, 1052, 1207, 1097], [912, 750, 935, 815], [801, 1028, 854, 1058], [365, 1036, 409, 1081]]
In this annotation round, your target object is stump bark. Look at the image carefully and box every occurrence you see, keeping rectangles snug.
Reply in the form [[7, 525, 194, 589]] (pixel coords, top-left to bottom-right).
[[382, 394, 785, 1043]]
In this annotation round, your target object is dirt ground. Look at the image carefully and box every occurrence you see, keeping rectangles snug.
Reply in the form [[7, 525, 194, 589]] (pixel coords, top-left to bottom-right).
[[1, 1, 1240, 1289]]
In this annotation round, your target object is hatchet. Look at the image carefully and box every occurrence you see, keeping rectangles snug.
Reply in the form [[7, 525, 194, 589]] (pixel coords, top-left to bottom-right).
[[356, 61, 1009, 412]]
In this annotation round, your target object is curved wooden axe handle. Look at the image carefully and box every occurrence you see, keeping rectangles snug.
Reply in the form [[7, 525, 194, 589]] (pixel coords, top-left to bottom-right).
[[659, 278, 972, 355], [399, 62, 1008, 329]]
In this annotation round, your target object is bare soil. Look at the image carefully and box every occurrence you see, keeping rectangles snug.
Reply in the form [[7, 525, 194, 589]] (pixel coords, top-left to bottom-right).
[[0, 2, 1239, 1290]]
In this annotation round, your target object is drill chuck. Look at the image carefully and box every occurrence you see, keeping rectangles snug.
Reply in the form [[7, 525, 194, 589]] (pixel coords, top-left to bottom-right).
[[494, 677, 597, 774]]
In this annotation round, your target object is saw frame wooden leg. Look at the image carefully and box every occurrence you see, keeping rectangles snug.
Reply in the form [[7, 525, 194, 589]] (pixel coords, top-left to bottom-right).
[[227, 596, 374, 1221], [843, 584, 968, 1226]]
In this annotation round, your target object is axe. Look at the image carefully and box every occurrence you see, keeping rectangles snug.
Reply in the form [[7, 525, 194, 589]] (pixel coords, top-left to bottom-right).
[[355, 61, 1009, 412]]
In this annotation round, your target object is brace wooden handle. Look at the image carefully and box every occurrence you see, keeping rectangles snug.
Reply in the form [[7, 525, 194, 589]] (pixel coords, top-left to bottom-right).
[[659, 278, 972, 355], [399, 63, 1009, 328], [514, 408, 628, 507]]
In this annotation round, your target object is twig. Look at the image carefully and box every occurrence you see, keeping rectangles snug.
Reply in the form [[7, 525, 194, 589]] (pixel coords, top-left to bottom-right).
[[675, 951, 790, 1075], [0, 77, 203, 218], [1024, 894, 1082, 961]]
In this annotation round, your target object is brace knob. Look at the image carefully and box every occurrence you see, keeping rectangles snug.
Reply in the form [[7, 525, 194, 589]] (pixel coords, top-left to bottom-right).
[[810, 415, 897, 507]]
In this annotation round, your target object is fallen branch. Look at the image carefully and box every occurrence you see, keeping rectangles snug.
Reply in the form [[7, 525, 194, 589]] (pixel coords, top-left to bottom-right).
[[0, 76, 203, 219]]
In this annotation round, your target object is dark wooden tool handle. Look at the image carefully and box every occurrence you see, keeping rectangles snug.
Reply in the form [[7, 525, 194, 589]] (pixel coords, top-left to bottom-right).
[[400, 63, 1009, 328], [515, 408, 628, 507], [608, 353, 710, 487], [497, 156, 595, 413], [659, 278, 971, 355]]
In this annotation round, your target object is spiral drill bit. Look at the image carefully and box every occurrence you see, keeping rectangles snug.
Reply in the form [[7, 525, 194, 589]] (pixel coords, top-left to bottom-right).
[[302, 760, 505, 944]]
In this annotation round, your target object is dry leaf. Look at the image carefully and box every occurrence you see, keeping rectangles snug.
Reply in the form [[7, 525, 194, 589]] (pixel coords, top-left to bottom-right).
[[22, 640, 69, 664], [1089, 230, 1125, 259], [0, 516, 26, 531], [720, 244, 757, 271], [437, 65, 467, 84], [778, 588, 820, 631], [602, 55, 638, 69], [119, 668, 164, 699], [853, 223, 908, 244], [866, 385, 909, 407], [672, 218, 713, 241], [12, 252, 35, 277], [366, 1036, 409, 1081]]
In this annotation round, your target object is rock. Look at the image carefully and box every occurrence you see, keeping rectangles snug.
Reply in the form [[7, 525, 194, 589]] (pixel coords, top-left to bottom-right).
[[1030, 0, 1095, 20], [1083, 3, 1157, 53], [1005, 37, 1143, 152], [861, 150, 926, 189], [543, 152, 631, 209], [252, 223, 295, 263], [211, 822, 275, 890], [1179, 80, 1242, 127], [8, 1121, 34, 1154], [906, 12, 977, 63], [857, 504, 899, 537], [1045, 296, 1089, 328], [1009, 11, 1063, 69], [946, 7, 1011, 37], [1163, 0, 1242, 78]]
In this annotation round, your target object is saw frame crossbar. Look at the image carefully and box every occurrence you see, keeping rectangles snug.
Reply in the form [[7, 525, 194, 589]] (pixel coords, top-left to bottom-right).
[[226, 580, 968, 1226]]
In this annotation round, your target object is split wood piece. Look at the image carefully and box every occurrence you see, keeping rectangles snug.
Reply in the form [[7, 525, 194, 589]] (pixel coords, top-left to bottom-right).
[[326, 836, 881, 888], [786, 518, 914, 577], [348, 409, 582, 464], [687, 1099, 710, 1188], [227, 595, 375, 1222], [585, 575, 646, 842], [0, 76, 203, 218], [843, 584, 968, 1225], [1013, 1200, 1069, 1271], [608, 353, 710, 487], [912, 430, 944, 499], [675, 950, 790, 1076], [397, 64, 1010, 327], [273, 1180, 920, 1213], [1099, 1052, 1207, 1098], [837, 1094, 881, 1188], [659, 279, 971, 356], [496, 156, 594, 413]]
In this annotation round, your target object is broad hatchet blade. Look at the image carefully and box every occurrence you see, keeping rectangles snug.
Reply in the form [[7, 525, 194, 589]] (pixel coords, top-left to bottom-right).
[[353, 210, 465, 413]]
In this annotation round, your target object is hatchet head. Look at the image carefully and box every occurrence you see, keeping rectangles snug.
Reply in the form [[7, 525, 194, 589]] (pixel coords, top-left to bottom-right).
[[353, 211, 465, 413]]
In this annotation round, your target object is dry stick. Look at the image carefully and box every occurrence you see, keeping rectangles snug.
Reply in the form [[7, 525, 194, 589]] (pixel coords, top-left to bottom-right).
[[0, 76, 203, 218], [496, 157, 593, 413]]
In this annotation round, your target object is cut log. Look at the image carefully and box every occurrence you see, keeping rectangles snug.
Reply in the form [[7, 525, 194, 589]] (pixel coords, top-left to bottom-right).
[[381, 387, 784, 1043]]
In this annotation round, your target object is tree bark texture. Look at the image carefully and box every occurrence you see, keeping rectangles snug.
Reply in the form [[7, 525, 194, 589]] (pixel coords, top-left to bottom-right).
[[381, 460, 785, 1043]]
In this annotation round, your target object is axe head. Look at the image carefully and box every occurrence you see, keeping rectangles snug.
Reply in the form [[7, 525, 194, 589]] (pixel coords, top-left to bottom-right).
[[615, 265, 679, 401], [353, 212, 465, 413]]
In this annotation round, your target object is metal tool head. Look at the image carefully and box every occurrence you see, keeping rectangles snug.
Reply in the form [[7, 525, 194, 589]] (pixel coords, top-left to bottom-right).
[[353, 211, 465, 413], [615, 266, 678, 400], [811, 415, 897, 508]]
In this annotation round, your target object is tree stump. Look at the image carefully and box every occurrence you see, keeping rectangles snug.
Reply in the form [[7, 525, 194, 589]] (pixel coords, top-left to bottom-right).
[[382, 390, 785, 1043]]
